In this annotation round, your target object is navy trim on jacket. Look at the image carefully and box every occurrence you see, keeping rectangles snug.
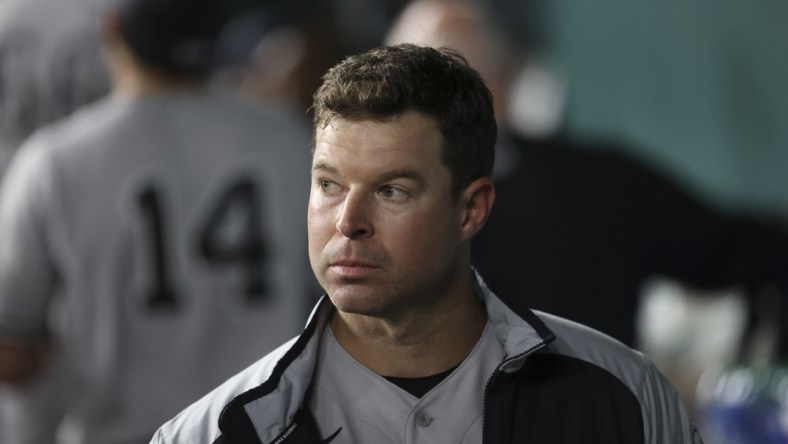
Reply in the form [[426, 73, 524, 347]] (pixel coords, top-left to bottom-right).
[[216, 298, 330, 443]]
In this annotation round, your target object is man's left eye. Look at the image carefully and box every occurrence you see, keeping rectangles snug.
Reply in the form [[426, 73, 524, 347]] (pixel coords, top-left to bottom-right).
[[380, 186, 408, 200]]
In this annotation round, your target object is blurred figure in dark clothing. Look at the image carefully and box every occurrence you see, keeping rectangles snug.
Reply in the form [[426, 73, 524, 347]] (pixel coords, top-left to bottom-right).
[[386, 0, 788, 348], [474, 131, 788, 347], [233, 0, 343, 116], [229, 0, 410, 118]]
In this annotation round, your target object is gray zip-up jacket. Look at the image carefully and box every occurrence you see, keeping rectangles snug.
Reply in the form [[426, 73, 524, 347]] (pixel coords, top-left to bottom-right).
[[150, 273, 703, 443]]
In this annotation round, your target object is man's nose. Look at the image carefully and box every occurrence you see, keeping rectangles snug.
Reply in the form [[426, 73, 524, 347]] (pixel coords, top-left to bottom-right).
[[336, 190, 373, 239]]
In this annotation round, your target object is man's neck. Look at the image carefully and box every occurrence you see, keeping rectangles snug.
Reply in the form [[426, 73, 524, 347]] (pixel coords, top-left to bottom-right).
[[329, 284, 488, 378]]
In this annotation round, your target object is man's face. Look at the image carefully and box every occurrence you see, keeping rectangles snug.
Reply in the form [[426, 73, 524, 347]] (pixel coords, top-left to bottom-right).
[[308, 111, 465, 318]]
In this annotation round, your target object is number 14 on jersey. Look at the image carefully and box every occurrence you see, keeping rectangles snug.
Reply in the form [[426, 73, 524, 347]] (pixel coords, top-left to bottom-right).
[[135, 177, 268, 311]]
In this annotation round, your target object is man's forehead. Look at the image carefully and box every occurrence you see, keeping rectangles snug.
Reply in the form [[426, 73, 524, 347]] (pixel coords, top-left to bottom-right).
[[315, 112, 441, 139], [311, 112, 447, 180], [315, 115, 438, 149], [311, 150, 425, 176]]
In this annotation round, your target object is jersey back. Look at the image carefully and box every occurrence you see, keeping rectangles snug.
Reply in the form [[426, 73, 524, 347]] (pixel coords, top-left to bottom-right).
[[0, 91, 317, 443]]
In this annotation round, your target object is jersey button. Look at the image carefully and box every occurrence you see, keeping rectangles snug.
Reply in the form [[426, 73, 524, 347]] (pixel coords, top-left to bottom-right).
[[416, 412, 433, 427]]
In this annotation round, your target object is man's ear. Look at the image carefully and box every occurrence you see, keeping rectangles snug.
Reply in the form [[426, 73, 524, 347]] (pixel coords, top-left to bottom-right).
[[459, 177, 495, 241]]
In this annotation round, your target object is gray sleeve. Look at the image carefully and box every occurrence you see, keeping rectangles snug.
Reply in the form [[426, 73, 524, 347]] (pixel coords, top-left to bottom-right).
[[638, 354, 704, 444], [537, 312, 704, 444], [0, 138, 59, 343], [149, 428, 167, 444]]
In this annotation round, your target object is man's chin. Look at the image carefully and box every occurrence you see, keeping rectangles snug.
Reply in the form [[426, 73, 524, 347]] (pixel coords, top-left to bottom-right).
[[326, 288, 385, 316]]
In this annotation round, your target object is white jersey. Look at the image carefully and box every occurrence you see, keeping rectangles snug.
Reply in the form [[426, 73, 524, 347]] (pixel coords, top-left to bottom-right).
[[0, 90, 316, 443]]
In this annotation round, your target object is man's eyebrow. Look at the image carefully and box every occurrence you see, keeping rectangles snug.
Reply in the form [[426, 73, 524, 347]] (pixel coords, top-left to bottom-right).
[[378, 169, 425, 186], [312, 161, 338, 174]]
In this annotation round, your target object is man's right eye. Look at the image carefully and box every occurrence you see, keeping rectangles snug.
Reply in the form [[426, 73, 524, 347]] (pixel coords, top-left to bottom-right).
[[319, 179, 337, 193]]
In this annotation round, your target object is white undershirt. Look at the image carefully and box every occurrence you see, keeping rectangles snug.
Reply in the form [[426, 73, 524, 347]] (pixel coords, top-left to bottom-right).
[[307, 321, 506, 443]]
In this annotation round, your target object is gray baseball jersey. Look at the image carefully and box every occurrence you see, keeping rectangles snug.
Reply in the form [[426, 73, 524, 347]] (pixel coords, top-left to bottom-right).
[[0, 90, 315, 443], [308, 323, 506, 443]]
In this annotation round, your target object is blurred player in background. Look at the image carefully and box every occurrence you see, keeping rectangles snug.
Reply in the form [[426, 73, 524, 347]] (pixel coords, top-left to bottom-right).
[[0, 1, 111, 442], [0, 0, 316, 442]]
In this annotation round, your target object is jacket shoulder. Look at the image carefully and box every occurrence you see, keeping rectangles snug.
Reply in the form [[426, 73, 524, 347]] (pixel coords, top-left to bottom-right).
[[150, 338, 298, 444], [533, 311, 699, 443], [536, 311, 647, 383]]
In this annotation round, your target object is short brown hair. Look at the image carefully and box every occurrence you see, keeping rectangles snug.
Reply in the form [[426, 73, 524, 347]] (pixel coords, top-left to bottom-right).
[[312, 43, 497, 197]]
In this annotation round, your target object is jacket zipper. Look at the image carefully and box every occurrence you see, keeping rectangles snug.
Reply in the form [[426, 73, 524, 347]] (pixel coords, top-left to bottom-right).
[[481, 341, 548, 444]]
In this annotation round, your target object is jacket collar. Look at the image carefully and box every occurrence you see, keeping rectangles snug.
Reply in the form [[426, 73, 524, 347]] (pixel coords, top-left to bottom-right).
[[219, 270, 556, 442], [218, 296, 333, 442], [474, 270, 556, 372]]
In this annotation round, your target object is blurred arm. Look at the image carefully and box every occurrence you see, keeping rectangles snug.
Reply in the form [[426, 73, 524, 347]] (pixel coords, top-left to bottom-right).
[[0, 340, 47, 384]]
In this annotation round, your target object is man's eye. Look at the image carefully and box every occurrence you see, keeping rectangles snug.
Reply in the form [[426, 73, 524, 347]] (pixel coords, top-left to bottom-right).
[[319, 180, 336, 193], [380, 186, 406, 200]]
